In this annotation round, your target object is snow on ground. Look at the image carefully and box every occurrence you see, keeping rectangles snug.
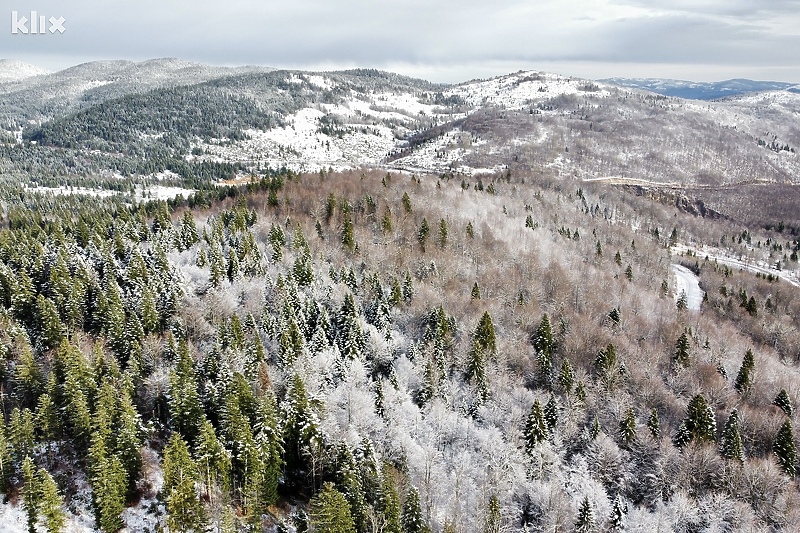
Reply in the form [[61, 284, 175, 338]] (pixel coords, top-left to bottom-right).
[[24, 185, 195, 202], [197, 106, 399, 171], [672, 264, 704, 310], [446, 70, 612, 110], [25, 185, 120, 198], [0, 59, 49, 83], [673, 243, 800, 288]]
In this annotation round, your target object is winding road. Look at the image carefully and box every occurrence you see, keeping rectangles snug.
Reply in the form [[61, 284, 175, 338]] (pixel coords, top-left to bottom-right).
[[671, 264, 704, 311]]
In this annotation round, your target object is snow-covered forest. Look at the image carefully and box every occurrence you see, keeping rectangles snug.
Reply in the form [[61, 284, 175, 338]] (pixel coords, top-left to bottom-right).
[[0, 165, 799, 532]]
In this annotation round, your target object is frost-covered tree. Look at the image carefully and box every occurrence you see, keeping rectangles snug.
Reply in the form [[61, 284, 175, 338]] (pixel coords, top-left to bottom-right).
[[524, 399, 549, 453], [619, 408, 637, 447], [575, 496, 595, 533], [163, 432, 205, 532], [719, 409, 744, 462], [774, 419, 797, 476], [401, 486, 429, 533]]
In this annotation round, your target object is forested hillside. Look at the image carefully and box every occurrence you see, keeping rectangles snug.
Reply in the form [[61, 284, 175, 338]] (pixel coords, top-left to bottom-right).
[[2, 167, 800, 532]]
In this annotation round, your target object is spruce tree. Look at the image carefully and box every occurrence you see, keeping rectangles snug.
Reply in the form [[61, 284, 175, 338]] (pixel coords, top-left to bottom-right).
[[169, 339, 204, 445], [22, 456, 39, 533], [647, 408, 660, 440], [618, 408, 636, 446], [438, 218, 448, 249], [417, 219, 430, 252], [378, 469, 403, 533], [532, 314, 554, 379], [774, 419, 797, 476], [544, 395, 558, 431], [39, 467, 65, 533], [163, 433, 205, 532], [608, 495, 626, 532], [719, 409, 744, 462], [401, 486, 429, 533], [309, 482, 357, 533], [774, 389, 793, 417], [559, 359, 574, 394], [734, 349, 755, 393], [485, 494, 501, 533], [524, 400, 549, 453], [471, 282, 481, 300], [575, 496, 595, 533], [675, 394, 716, 447], [673, 332, 691, 368], [195, 419, 232, 501]]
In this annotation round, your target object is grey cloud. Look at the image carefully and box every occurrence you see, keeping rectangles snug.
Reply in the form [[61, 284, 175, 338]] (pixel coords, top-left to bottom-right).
[[1, 0, 799, 82]]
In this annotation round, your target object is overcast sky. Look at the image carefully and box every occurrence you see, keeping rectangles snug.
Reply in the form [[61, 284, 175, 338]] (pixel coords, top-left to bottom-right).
[[3, 0, 800, 83]]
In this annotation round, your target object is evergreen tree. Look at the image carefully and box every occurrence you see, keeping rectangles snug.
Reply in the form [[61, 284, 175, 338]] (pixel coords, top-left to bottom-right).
[[169, 339, 204, 445], [647, 408, 660, 440], [195, 419, 232, 502], [22, 456, 39, 533], [437, 218, 448, 249], [676, 291, 688, 311], [524, 400, 549, 453], [378, 469, 403, 533], [401, 486, 429, 533], [544, 395, 558, 431], [618, 408, 636, 446], [774, 419, 797, 476], [342, 211, 356, 252], [309, 483, 357, 533], [734, 349, 755, 393], [401, 192, 412, 214], [485, 494, 501, 533], [163, 433, 205, 532], [608, 495, 627, 532], [532, 314, 554, 379], [417, 219, 430, 252], [675, 394, 716, 447], [558, 359, 574, 394], [0, 417, 12, 493], [774, 389, 793, 417], [719, 409, 744, 462], [575, 496, 595, 533], [39, 467, 65, 533], [673, 333, 691, 368], [471, 282, 481, 300], [282, 374, 321, 482]]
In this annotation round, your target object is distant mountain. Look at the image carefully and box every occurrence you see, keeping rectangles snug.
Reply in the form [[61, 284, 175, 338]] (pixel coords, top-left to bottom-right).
[[600, 77, 797, 100], [0, 59, 49, 83], [0, 58, 275, 125]]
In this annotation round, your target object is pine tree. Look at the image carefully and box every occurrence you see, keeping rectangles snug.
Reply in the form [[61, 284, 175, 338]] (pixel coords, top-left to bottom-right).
[[342, 211, 356, 252], [608, 495, 627, 532], [524, 400, 549, 453], [485, 494, 501, 533], [734, 349, 755, 393], [471, 282, 481, 300], [719, 409, 744, 462], [675, 394, 716, 447], [673, 332, 691, 368], [195, 419, 232, 501], [22, 456, 39, 533], [575, 496, 595, 533], [676, 291, 688, 311], [163, 433, 205, 532], [532, 314, 554, 380], [544, 395, 558, 431], [774, 419, 797, 476], [774, 389, 793, 417], [402, 192, 413, 214], [169, 339, 204, 445], [558, 359, 574, 394], [619, 408, 636, 446], [625, 265, 634, 281], [417, 219, 430, 252], [401, 486, 429, 533], [437, 219, 448, 249], [309, 482, 357, 533], [647, 408, 660, 440], [39, 467, 65, 533], [378, 469, 402, 533]]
